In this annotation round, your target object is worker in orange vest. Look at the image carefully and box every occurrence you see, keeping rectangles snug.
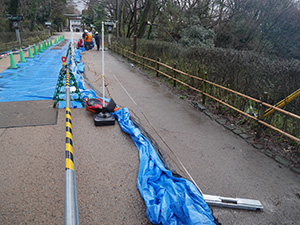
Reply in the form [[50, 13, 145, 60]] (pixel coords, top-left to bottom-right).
[[84, 30, 92, 50]]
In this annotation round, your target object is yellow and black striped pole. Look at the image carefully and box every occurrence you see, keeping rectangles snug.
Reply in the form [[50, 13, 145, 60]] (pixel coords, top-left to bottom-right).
[[65, 67, 79, 225], [65, 107, 74, 171]]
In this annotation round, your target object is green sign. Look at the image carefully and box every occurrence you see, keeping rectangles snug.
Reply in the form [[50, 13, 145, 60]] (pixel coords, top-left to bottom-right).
[[7, 14, 23, 21]]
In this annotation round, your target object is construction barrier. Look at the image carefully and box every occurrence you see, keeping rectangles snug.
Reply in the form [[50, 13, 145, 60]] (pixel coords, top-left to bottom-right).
[[28, 46, 34, 58], [52, 44, 85, 108], [19, 48, 27, 63], [9, 51, 18, 69], [33, 44, 38, 55]]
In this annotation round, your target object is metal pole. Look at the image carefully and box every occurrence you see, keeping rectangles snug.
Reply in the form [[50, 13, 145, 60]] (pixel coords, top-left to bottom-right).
[[65, 67, 80, 225], [71, 27, 75, 70], [102, 21, 105, 106], [133, 0, 137, 53]]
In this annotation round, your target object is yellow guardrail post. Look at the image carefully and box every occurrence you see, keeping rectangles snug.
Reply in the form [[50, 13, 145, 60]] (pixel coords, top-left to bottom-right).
[[264, 88, 300, 118]]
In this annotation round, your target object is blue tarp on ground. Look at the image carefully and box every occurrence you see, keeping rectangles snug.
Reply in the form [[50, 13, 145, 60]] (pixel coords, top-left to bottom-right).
[[113, 108, 215, 225], [0, 40, 71, 103], [0, 38, 97, 108]]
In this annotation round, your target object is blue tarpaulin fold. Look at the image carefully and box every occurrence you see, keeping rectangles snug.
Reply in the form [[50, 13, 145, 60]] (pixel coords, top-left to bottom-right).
[[113, 108, 215, 225]]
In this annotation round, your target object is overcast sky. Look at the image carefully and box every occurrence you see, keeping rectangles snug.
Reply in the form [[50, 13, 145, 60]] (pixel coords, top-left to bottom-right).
[[72, 0, 86, 13]]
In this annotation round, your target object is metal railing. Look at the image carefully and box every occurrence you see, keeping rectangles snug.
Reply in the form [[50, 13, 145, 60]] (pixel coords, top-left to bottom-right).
[[111, 45, 300, 144]]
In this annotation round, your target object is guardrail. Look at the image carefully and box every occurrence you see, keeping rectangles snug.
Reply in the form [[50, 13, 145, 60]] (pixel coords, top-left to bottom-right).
[[111, 45, 300, 144]]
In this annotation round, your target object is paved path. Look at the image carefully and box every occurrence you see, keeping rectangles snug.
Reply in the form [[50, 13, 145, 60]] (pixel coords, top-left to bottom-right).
[[0, 32, 299, 224]]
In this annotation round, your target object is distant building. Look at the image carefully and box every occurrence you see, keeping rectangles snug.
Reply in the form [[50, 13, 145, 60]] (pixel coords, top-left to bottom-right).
[[64, 14, 82, 32]]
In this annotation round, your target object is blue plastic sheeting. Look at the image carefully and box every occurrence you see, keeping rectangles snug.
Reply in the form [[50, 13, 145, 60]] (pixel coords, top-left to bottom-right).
[[76, 62, 84, 73], [0, 40, 71, 102], [90, 39, 95, 49], [113, 108, 215, 225], [74, 49, 83, 63]]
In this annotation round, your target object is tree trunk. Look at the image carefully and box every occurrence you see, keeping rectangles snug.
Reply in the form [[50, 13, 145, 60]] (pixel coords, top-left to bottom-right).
[[137, 0, 152, 39]]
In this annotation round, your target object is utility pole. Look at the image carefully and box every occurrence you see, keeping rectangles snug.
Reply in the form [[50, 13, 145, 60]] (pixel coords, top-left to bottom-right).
[[133, 0, 137, 53]]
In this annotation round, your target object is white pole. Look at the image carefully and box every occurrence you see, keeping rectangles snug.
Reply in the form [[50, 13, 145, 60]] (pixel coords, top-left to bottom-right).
[[71, 25, 75, 70], [101, 21, 105, 106]]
